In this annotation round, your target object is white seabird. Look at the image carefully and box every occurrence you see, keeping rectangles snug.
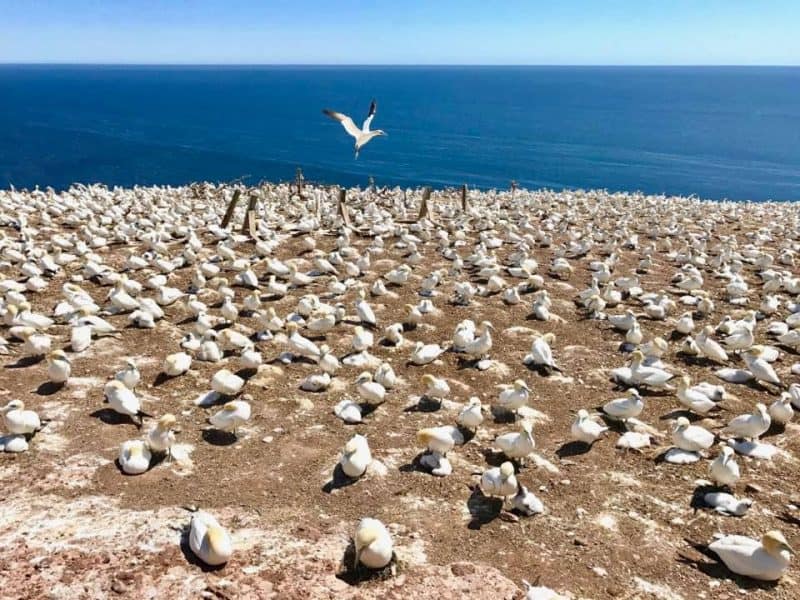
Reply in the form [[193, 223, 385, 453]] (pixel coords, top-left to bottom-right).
[[323, 99, 387, 159]]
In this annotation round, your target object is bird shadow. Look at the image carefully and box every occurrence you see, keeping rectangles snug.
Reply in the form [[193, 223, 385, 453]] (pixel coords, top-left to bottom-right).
[[398, 452, 428, 474], [235, 367, 258, 380], [659, 409, 705, 423], [523, 363, 556, 377], [491, 407, 518, 424], [481, 448, 508, 468], [403, 396, 441, 413], [457, 426, 476, 444], [90, 408, 136, 427], [556, 440, 592, 458], [359, 403, 380, 418], [689, 484, 726, 511], [322, 464, 359, 494], [5, 356, 43, 369], [35, 381, 65, 396], [466, 486, 502, 530], [201, 429, 238, 446], [177, 524, 228, 573], [777, 512, 800, 527], [153, 372, 174, 387], [678, 540, 778, 591], [764, 422, 787, 438], [335, 540, 397, 586]]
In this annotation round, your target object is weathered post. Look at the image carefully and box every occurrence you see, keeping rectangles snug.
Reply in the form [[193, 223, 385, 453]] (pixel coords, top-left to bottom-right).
[[220, 188, 242, 229], [241, 191, 259, 236], [417, 186, 432, 221], [338, 188, 351, 228], [461, 184, 468, 212]]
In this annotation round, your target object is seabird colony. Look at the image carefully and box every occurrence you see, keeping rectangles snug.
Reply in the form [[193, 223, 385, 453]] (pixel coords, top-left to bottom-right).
[[0, 182, 798, 596]]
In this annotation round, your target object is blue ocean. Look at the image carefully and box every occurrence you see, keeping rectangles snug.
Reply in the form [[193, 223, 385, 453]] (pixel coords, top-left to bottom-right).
[[1, 65, 798, 200]]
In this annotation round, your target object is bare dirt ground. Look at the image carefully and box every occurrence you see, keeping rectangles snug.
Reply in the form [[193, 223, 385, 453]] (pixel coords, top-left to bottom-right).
[[0, 185, 799, 599]]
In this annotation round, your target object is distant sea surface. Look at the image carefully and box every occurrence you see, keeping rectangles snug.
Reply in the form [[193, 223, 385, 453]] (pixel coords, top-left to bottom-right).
[[1, 65, 799, 200]]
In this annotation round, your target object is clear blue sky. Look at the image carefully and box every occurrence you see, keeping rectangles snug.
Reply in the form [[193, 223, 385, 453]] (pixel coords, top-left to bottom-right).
[[1, 0, 798, 65]]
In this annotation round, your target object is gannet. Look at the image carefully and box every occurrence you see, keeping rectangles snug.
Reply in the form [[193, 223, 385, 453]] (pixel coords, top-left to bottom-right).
[[421, 373, 449, 400], [602, 389, 643, 420], [355, 288, 376, 327], [571, 409, 608, 444], [340, 434, 372, 478], [496, 379, 531, 415], [285, 321, 321, 360], [147, 413, 177, 459], [676, 375, 718, 415], [356, 372, 386, 406], [723, 403, 771, 440], [374, 362, 397, 389], [708, 531, 794, 581], [46, 349, 71, 384], [710, 444, 740, 487], [115, 358, 141, 390], [672, 417, 713, 452], [209, 400, 251, 436], [525, 332, 561, 372], [1, 400, 41, 436], [697, 326, 729, 363], [353, 518, 393, 569], [768, 393, 794, 424], [494, 421, 535, 465], [743, 346, 781, 387], [410, 341, 443, 365], [457, 397, 483, 431], [417, 425, 464, 455], [480, 461, 518, 507], [189, 511, 234, 567], [118, 439, 151, 475], [104, 380, 150, 426], [163, 352, 192, 377], [211, 369, 245, 396]]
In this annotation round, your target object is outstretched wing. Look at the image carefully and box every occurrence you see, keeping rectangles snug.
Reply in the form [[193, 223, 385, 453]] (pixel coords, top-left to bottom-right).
[[323, 109, 361, 139], [362, 99, 377, 131]]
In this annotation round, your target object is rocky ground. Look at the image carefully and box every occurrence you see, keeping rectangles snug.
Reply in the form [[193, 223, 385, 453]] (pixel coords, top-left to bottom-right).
[[0, 184, 799, 599]]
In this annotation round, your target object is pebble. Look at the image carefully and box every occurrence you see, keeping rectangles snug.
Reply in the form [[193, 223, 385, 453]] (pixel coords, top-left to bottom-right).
[[745, 483, 763, 494], [591, 567, 608, 577]]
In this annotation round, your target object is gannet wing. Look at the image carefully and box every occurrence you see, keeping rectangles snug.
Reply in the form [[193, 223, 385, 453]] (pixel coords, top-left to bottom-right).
[[323, 110, 361, 138], [362, 99, 377, 131]]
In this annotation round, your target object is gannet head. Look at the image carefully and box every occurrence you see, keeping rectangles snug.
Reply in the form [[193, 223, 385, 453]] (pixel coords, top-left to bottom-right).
[[627, 388, 641, 399], [762, 530, 795, 557], [719, 444, 735, 460], [520, 421, 533, 435], [513, 379, 529, 392], [129, 441, 144, 457], [499, 461, 515, 479], [157, 413, 177, 430], [421, 374, 436, 386], [677, 375, 691, 389], [577, 409, 589, 420], [354, 522, 381, 567], [206, 525, 231, 559], [47, 349, 69, 363], [2, 399, 24, 413], [480, 320, 495, 331], [285, 321, 299, 334], [755, 402, 768, 417], [222, 402, 238, 412], [674, 416, 690, 430], [344, 437, 360, 455], [355, 372, 373, 384]]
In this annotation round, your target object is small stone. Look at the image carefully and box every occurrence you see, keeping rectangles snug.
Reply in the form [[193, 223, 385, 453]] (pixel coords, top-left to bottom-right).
[[574, 537, 588, 547], [591, 566, 608, 578], [560, 479, 571, 486], [111, 581, 127, 594], [296, 397, 314, 411], [451, 562, 476, 577], [261, 436, 274, 443], [745, 483, 763, 494]]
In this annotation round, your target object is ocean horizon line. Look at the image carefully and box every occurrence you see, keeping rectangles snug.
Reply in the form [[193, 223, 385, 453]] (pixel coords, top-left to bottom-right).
[[1, 63, 799, 69]]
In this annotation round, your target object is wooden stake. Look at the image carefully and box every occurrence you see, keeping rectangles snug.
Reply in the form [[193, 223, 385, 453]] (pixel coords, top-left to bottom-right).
[[417, 186, 432, 221], [241, 193, 259, 236], [461, 184, 468, 212], [221, 189, 242, 229], [338, 188, 351, 228]]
